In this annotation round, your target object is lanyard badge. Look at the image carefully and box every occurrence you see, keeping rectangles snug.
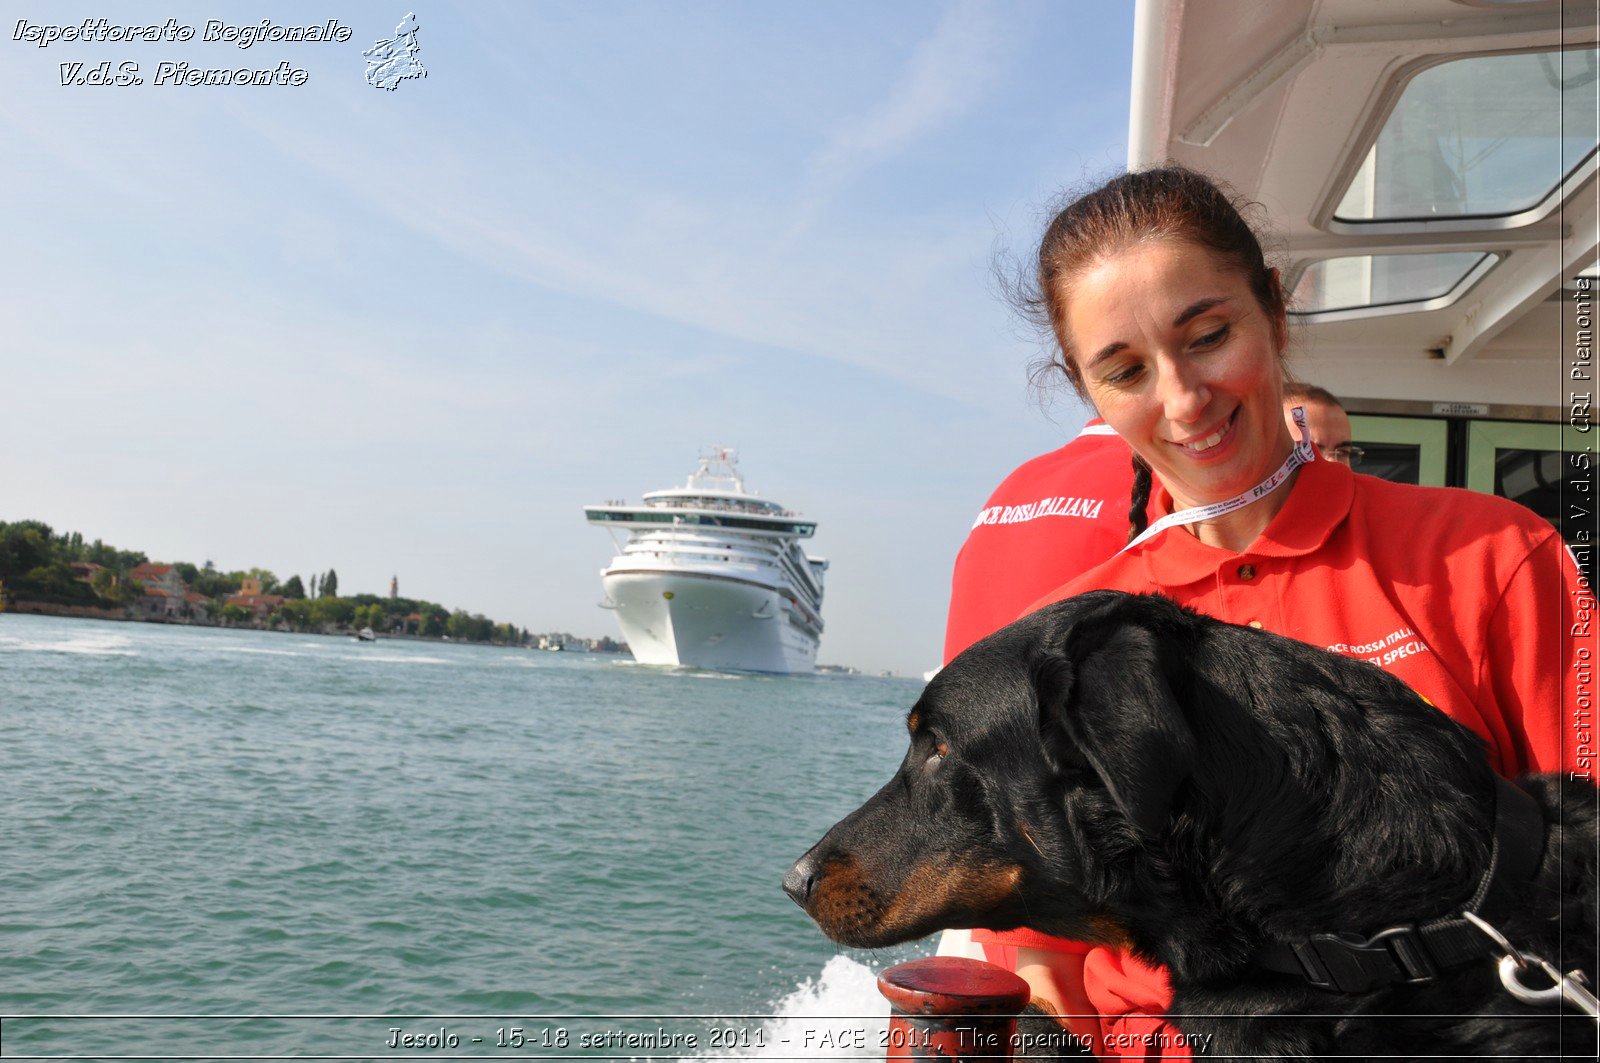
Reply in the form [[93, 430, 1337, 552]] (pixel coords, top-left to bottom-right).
[[1120, 405, 1316, 554]]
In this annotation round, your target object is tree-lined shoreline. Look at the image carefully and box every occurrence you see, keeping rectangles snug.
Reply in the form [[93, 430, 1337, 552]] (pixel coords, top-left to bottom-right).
[[0, 520, 624, 652]]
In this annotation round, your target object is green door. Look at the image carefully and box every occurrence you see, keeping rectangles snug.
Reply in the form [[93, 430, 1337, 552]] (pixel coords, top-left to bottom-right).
[[1348, 415, 1450, 487], [1466, 420, 1588, 544]]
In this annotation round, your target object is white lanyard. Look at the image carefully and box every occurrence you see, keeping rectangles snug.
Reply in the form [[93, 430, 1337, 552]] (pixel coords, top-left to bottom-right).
[[1120, 405, 1316, 553]]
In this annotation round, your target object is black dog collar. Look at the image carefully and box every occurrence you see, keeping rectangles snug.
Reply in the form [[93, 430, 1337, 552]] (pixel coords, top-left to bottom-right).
[[1253, 776, 1547, 994]]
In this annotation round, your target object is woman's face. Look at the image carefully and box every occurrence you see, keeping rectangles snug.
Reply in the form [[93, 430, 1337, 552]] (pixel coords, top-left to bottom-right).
[[1063, 239, 1291, 512]]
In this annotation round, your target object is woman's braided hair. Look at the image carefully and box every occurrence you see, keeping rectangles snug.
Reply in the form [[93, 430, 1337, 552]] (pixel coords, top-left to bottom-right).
[[1128, 457, 1154, 541], [1027, 167, 1285, 542]]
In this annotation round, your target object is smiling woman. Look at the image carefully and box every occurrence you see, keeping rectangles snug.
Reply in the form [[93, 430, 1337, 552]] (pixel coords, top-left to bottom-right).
[[1037, 168, 1294, 551], [1066, 241, 1291, 546], [965, 166, 1594, 1060]]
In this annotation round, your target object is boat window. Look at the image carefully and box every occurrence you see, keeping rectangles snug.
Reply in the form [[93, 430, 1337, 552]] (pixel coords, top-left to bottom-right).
[[1333, 47, 1598, 222], [1289, 252, 1495, 316]]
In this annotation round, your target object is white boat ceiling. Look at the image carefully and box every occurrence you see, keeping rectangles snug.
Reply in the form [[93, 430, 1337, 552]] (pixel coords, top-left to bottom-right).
[[1128, 0, 1598, 418]]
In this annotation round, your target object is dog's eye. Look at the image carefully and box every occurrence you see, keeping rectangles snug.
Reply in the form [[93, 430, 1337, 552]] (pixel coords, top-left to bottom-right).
[[926, 741, 949, 766]]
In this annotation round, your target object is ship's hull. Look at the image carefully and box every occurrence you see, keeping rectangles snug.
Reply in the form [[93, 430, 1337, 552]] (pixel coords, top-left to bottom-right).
[[602, 568, 819, 674]]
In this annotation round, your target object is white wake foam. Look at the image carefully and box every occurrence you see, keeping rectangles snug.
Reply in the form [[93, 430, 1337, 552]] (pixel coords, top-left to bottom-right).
[[212, 646, 307, 658], [701, 954, 889, 1059], [0, 631, 137, 656], [337, 653, 450, 665]]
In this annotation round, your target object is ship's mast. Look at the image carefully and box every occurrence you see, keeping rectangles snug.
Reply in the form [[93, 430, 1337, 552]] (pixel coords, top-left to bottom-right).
[[686, 446, 746, 494]]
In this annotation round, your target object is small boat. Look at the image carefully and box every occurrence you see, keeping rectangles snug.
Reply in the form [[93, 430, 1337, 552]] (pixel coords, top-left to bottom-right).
[[352, 627, 377, 642]]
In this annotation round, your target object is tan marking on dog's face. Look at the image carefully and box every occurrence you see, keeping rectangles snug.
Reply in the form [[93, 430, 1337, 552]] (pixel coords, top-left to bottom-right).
[[877, 860, 1024, 935], [808, 852, 1024, 946], [807, 852, 881, 937], [906, 709, 921, 734]]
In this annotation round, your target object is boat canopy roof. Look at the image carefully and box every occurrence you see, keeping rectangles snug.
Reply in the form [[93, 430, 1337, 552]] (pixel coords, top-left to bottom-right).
[[1129, 0, 1597, 418]]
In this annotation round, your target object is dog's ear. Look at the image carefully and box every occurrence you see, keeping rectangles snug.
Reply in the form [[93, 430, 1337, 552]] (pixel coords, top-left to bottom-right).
[[1035, 608, 1197, 837]]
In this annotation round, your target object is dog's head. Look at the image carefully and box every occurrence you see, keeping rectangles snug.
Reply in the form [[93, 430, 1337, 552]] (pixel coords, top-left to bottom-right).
[[784, 591, 1204, 948], [785, 590, 1490, 958]]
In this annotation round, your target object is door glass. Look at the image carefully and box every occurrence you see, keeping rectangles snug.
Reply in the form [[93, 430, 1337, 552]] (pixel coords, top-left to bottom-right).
[[1356, 442, 1422, 485], [1493, 448, 1574, 541], [1348, 415, 1449, 487]]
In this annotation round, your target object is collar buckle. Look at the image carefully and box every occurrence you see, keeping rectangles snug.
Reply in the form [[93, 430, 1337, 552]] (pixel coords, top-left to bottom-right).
[[1292, 923, 1439, 993]]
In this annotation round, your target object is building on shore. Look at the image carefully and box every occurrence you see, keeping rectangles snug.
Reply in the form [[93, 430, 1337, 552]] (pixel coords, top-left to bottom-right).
[[128, 563, 195, 620], [224, 577, 285, 623]]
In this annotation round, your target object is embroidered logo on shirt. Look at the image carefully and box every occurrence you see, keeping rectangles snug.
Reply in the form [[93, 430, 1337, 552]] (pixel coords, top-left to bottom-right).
[[970, 496, 1105, 530], [1326, 627, 1433, 668]]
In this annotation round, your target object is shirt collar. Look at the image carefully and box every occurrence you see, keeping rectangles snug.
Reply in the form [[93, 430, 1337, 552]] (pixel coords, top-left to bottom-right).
[[1136, 455, 1355, 586], [1075, 417, 1118, 439]]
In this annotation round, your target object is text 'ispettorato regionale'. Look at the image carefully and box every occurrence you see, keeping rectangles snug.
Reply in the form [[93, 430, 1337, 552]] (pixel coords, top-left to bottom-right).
[[13, 18, 353, 87]]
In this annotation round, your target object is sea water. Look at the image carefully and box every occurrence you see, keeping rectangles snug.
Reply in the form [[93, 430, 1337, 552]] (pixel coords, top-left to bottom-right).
[[0, 614, 931, 1059]]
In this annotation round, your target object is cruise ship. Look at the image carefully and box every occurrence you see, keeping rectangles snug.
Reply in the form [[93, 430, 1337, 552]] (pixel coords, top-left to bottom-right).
[[584, 449, 827, 673]]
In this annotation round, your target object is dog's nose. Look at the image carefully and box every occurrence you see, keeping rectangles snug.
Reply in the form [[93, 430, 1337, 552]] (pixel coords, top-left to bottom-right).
[[783, 855, 819, 907]]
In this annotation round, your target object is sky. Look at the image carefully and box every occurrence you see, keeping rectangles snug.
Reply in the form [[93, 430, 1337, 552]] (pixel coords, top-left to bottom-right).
[[0, 1, 1136, 675]]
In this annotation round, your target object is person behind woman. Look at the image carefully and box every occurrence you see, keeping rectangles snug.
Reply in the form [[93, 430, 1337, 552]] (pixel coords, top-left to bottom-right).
[[969, 166, 1593, 1059], [1281, 381, 1358, 467]]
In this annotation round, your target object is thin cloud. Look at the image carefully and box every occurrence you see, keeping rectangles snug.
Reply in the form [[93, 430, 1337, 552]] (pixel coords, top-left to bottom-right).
[[790, 0, 1010, 229], [233, 102, 1023, 412]]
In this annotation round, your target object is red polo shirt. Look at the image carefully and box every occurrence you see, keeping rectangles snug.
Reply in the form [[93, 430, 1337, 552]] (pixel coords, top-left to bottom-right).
[[1049, 456, 1588, 777], [944, 421, 1133, 663], [979, 456, 1595, 1058]]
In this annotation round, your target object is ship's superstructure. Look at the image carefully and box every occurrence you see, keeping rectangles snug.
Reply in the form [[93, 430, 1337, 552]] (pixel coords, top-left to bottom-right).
[[584, 449, 826, 673]]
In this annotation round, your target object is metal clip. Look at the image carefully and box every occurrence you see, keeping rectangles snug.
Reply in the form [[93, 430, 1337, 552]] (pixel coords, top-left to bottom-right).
[[1497, 954, 1600, 1024], [1465, 910, 1600, 1026], [1461, 910, 1529, 969]]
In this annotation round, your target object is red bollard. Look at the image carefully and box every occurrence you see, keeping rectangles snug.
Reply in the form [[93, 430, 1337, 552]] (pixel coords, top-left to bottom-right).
[[877, 956, 1031, 1061]]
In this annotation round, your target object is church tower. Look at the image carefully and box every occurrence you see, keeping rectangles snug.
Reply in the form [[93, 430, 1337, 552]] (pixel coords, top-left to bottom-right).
[[389, 575, 398, 600]]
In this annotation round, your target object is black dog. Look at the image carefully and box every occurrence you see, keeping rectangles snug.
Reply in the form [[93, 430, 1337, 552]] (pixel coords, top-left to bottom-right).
[[786, 591, 1597, 1060]]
